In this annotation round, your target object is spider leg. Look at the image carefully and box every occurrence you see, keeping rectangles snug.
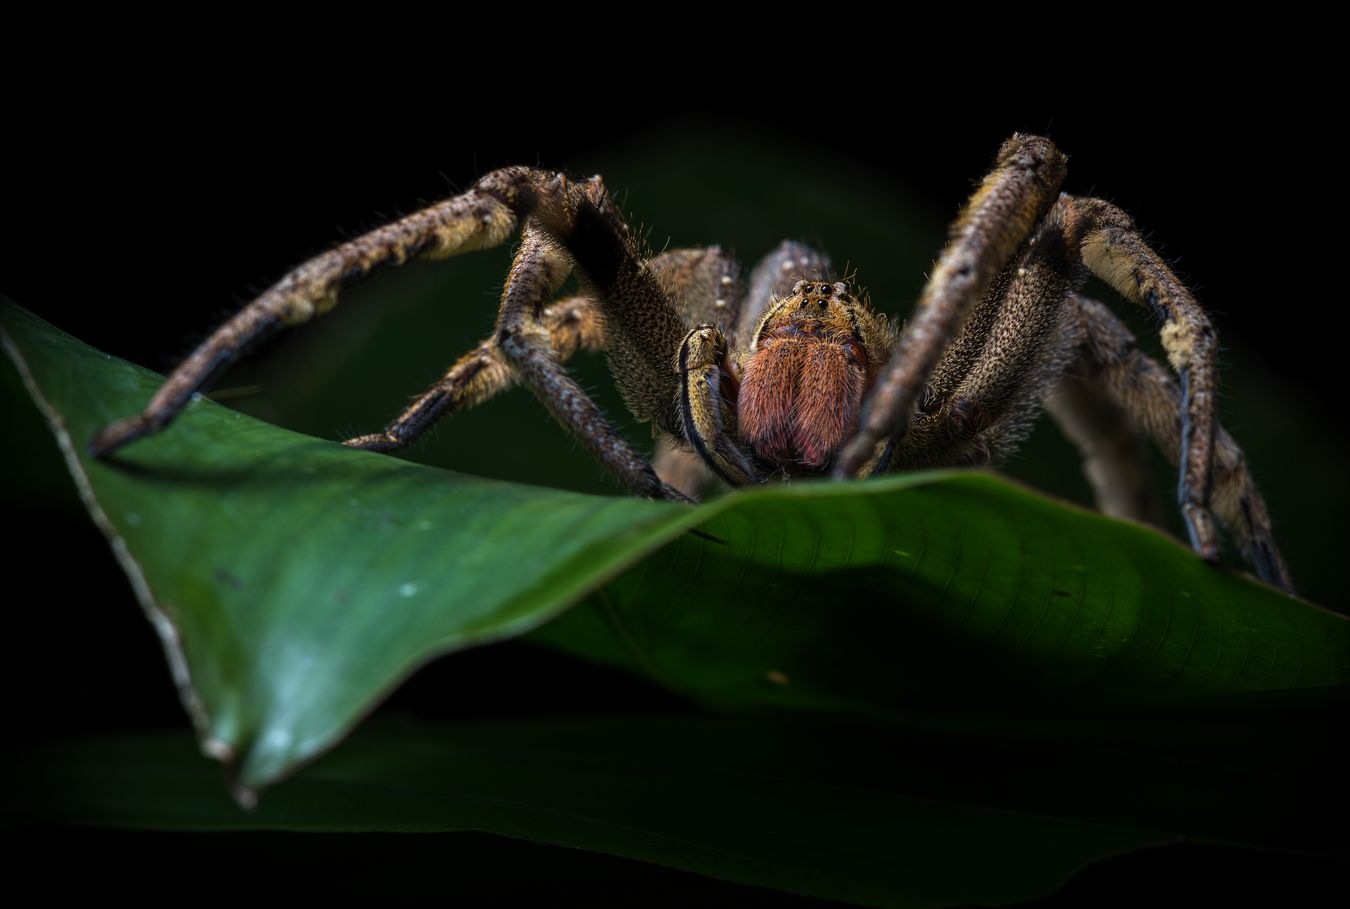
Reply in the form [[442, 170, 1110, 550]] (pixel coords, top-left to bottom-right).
[[892, 197, 1080, 470], [735, 241, 833, 346], [343, 246, 739, 500], [89, 183, 520, 456], [1064, 196, 1222, 562], [653, 245, 744, 330], [651, 440, 711, 499], [489, 221, 689, 501], [834, 135, 1068, 478], [91, 167, 695, 460], [1044, 371, 1164, 526], [1061, 294, 1292, 591], [899, 188, 1283, 586], [343, 295, 601, 452]]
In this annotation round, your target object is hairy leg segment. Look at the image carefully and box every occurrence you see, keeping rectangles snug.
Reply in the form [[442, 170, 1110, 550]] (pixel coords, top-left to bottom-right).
[[89, 168, 706, 501]]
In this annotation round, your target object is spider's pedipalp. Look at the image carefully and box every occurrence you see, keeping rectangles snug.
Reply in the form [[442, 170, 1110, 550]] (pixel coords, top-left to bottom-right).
[[834, 134, 1068, 478], [677, 324, 760, 486]]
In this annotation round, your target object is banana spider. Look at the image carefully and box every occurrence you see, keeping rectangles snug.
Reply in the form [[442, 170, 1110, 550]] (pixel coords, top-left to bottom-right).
[[89, 135, 1293, 592]]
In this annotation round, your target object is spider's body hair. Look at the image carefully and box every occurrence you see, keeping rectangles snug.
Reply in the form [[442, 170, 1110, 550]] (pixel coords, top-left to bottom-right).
[[90, 137, 1295, 591], [897, 199, 1082, 469], [737, 281, 895, 473]]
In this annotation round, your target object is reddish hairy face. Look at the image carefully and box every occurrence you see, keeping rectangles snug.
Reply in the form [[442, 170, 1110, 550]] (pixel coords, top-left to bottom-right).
[[737, 284, 873, 472]]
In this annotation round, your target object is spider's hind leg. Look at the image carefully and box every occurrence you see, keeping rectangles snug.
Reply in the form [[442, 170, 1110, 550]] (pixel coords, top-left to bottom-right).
[[1044, 371, 1164, 526], [1062, 294, 1293, 592], [1069, 196, 1223, 562]]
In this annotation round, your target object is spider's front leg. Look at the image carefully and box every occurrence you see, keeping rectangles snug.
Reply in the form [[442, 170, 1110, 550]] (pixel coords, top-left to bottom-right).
[[90, 184, 519, 457], [90, 167, 701, 503], [834, 135, 1068, 477], [490, 222, 690, 501]]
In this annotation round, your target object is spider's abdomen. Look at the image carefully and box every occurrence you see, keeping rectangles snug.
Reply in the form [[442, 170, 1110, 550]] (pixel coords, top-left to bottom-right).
[[737, 282, 884, 472]]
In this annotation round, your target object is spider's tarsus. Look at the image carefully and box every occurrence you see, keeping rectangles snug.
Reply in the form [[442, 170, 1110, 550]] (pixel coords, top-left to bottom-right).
[[88, 416, 154, 459], [1181, 502, 1221, 564], [656, 483, 696, 504], [343, 433, 403, 453], [1251, 539, 1296, 594]]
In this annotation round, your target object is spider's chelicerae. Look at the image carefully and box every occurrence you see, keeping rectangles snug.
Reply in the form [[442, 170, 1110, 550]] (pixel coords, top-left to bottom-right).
[[90, 135, 1293, 592]]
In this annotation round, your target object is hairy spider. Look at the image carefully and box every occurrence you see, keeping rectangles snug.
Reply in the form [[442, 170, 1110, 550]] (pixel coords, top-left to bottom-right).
[[89, 135, 1293, 592]]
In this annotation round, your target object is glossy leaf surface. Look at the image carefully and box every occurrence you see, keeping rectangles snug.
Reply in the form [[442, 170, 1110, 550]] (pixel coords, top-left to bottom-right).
[[4, 300, 1345, 800]]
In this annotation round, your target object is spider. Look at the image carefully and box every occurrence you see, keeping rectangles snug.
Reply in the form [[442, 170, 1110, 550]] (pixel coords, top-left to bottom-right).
[[89, 134, 1293, 592]]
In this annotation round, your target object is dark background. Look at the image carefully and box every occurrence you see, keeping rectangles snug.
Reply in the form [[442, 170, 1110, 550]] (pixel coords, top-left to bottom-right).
[[4, 75, 1345, 901]]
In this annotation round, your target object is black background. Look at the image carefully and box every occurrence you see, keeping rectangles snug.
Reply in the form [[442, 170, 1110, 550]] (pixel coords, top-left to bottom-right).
[[7, 93, 1338, 384], [5, 62, 1346, 902]]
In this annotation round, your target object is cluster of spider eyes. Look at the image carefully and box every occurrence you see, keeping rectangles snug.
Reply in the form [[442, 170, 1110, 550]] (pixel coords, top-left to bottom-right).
[[790, 280, 853, 304]]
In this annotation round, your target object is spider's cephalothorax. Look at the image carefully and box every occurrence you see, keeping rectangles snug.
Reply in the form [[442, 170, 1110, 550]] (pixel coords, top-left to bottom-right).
[[89, 136, 1295, 592]]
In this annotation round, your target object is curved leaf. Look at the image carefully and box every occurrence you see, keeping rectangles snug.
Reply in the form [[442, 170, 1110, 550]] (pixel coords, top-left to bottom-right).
[[9, 714, 1345, 909], [3, 299, 1346, 808]]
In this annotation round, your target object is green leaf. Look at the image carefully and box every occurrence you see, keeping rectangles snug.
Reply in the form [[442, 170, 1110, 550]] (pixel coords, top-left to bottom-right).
[[4, 299, 1346, 804], [8, 714, 1345, 908], [7, 299, 1349, 906]]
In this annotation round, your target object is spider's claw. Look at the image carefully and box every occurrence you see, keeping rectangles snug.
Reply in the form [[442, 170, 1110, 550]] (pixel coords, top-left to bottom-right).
[[1181, 501, 1221, 564], [657, 482, 697, 504], [1248, 533, 1296, 594], [342, 432, 404, 453]]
